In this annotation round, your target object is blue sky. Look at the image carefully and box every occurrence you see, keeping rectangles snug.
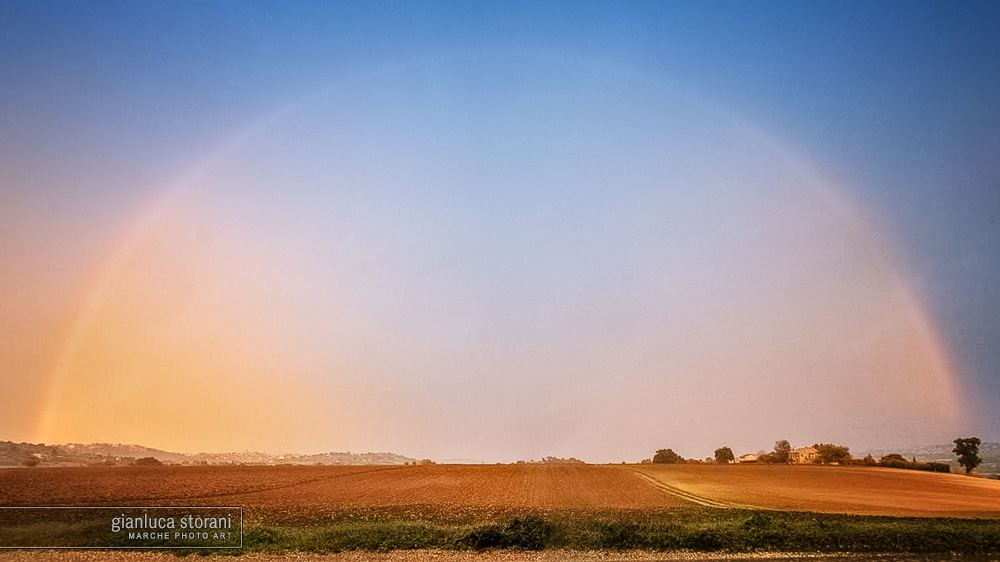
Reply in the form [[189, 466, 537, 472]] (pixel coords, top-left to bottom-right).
[[1, 1, 998, 461]]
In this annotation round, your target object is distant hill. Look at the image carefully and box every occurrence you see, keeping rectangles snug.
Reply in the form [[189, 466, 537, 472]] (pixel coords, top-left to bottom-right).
[[0, 441, 416, 467], [861, 442, 1000, 474]]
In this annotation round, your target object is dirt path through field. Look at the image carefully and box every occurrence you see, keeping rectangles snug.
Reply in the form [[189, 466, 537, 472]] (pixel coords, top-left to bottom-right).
[[628, 469, 754, 510], [630, 464, 1000, 517]]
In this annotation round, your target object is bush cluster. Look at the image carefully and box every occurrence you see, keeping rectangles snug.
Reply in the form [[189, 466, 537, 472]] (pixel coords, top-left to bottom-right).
[[458, 515, 552, 550], [876, 454, 950, 473]]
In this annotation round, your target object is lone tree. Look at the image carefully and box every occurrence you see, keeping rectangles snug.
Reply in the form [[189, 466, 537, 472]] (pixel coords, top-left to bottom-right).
[[773, 440, 792, 463], [953, 437, 982, 474], [653, 449, 684, 464], [759, 440, 792, 464], [714, 447, 735, 464]]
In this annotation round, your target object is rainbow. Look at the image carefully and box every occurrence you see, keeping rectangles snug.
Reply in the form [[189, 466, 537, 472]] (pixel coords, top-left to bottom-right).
[[33, 56, 965, 459]]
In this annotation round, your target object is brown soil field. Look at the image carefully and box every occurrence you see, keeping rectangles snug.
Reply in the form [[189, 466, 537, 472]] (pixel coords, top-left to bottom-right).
[[0, 465, 390, 506], [3, 463, 1000, 519], [0, 464, 681, 518], [219, 463, 678, 516], [632, 463, 1000, 517]]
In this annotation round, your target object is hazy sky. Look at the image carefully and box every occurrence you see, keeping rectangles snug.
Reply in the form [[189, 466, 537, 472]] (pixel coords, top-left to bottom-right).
[[2, 1, 998, 463]]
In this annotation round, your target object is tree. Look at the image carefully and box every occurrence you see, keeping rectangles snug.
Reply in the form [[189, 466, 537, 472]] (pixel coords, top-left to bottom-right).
[[953, 437, 982, 474], [758, 440, 792, 464], [653, 449, 684, 464], [813, 443, 851, 464], [714, 447, 735, 464], [773, 440, 792, 463], [878, 453, 908, 469]]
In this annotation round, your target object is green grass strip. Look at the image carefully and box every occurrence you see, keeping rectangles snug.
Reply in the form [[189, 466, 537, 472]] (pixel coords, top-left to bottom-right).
[[237, 509, 1000, 555]]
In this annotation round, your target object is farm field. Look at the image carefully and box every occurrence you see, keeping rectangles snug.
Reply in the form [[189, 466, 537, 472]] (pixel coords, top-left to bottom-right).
[[4, 463, 1000, 518], [632, 463, 1000, 518], [0, 465, 390, 507], [218, 463, 1000, 520], [219, 463, 680, 516], [0, 464, 677, 513], [3, 463, 1000, 555]]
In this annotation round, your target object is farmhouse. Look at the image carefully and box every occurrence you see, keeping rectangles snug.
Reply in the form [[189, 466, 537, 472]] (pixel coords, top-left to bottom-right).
[[790, 447, 818, 464], [736, 454, 758, 464]]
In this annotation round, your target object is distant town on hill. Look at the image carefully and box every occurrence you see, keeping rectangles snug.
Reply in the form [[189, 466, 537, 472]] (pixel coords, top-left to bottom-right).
[[0, 441, 416, 467]]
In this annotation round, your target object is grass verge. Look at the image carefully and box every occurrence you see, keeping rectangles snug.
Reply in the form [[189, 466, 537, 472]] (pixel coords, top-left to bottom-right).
[[237, 508, 1000, 556], [4, 508, 998, 555]]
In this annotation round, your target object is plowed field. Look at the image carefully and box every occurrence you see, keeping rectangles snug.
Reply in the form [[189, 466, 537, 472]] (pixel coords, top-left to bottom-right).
[[220, 463, 677, 514], [0, 465, 389, 506], [3, 463, 1000, 518], [0, 464, 681, 518]]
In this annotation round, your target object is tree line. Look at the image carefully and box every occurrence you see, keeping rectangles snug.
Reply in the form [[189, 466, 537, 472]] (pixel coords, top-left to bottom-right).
[[650, 437, 984, 474]]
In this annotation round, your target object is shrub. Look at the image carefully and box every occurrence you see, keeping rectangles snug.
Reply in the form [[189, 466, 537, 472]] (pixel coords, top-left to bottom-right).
[[459, 516, 552, 550], [877, 454, 950, 473], [916, 461, 950, 473]]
